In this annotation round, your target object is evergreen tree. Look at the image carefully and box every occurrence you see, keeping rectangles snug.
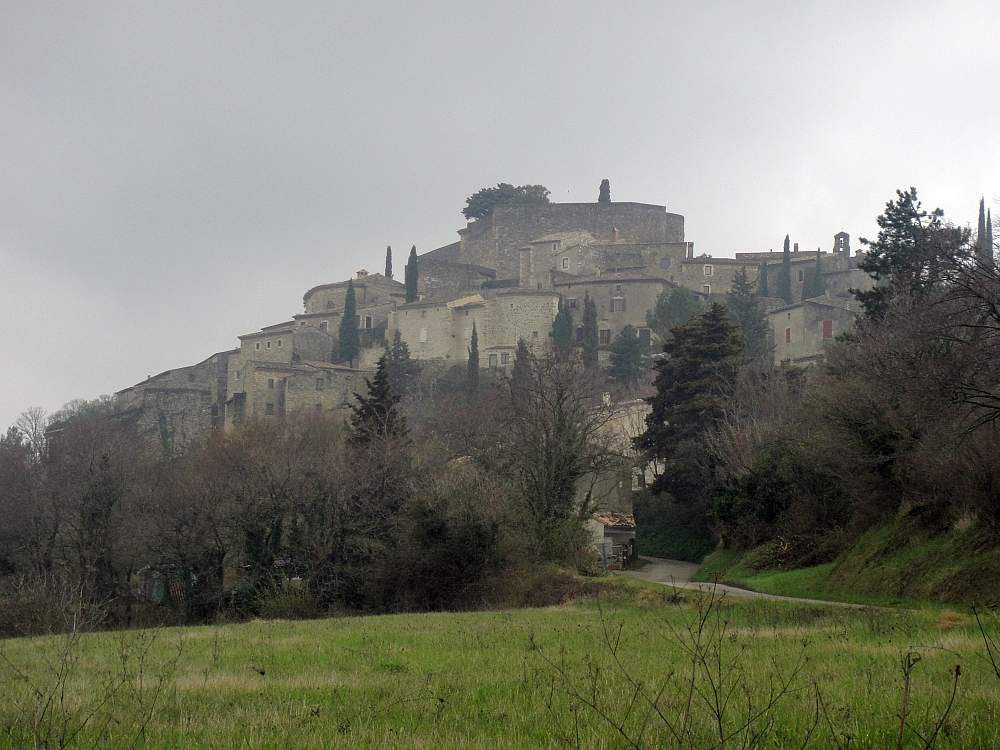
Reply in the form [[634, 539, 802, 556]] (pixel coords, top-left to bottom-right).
[[349, 355, 408, 445], [467, 321, 479, 391], [776, 234, 793, 304], [598, 178, 611, 205], [404, 245, 418, 303], [385, 245, 393, 279], [758, 262, 769, 297], [725, 267, 769, 366], [550, 297, 574, 358], [581, 294, 599, 369], [510, 337, 532, 396], [801, 252, 826, 299], [645, 287, 704, 344], [977, 198, 994, 266], [609, 325, 647, 388], [635, 303, 741, 501], [338, 280, 360, 364], [384, 329, 418, 397], [853, 187, 965, 319]]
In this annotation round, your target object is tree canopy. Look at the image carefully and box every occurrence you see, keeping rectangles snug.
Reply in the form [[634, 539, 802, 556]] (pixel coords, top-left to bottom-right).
[[550, 298, 574, 359], [462, 183, 550, 221], [725, 267, 769, 367], [598, 179, 611, 205], [645, 287, 704, 345], [608, 325, 647, 389], [581, 294, 599, 369], [349, 355, 408, 445]]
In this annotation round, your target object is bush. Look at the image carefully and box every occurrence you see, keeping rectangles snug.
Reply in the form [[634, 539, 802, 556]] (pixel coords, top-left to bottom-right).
[[634, 491, 715, 562]]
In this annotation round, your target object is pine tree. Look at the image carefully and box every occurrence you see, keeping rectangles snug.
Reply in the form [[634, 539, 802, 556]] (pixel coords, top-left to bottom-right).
[[467, 321, 479, 391], [635, 303, 741, 501], [349, 355, 408, 445], [645, 287, 704, 345], [776, 234, 793, 304], [511, 338, 532, 394], [385, 245, 393, 279], [598, 178, 611, 205], [404, 245, 418, 303], [801, 252, 826, 299], [550, 297, 574, 358], [338, 280, 360, 364], [581, 293, 599, 369], [725, 267, 769, 366], [853, 187, 964, 319], [758, 262, 770, 297], [384, 329, 418, 397], [609, 325, 647, 388]]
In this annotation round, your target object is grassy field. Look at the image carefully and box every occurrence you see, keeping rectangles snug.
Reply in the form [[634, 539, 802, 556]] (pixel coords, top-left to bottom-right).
[[2, 578, 999, 748]]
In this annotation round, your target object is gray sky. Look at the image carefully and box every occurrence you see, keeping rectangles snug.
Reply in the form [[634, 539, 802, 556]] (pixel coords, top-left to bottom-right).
[[2, 1, 998, 429]]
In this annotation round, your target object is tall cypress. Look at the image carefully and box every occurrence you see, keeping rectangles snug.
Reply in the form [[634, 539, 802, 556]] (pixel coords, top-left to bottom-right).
[[404, 245, 418, 303], [511, 337, 532, 395], [758, 262, 769, 297], [338, 280, 360, 364], [776, 235, 793, 304], [581, 293, 599, 369], [550, 297, 574, 358], [349, 355, 407, 445], [598, 178, 611, 205], [385, 245, 393, 279], [802, 252, 825, 299], [467, 321, 479, 390], [977, 198, 994, 266]]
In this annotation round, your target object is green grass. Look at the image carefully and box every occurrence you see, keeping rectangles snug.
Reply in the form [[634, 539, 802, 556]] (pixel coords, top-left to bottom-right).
[[694, 521, 1000, 609], [2, 579, 999, 748]]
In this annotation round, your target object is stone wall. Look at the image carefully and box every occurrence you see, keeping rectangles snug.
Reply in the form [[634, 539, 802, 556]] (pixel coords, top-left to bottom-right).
[[302, 274, 404, 314], [552, 276, 670, 347], [458, 202, 684, 279], [769, 298, 858, 366], [418, 259, 495, 301]]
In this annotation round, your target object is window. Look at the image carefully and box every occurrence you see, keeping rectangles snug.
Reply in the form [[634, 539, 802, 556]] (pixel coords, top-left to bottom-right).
[[615, 284, 623, 294], [488, 353, 498, 368], [561, 257, 569, 270], [822, 319, 833, 339], [267, 378, 275, 389], [276, 339, 282, 347], [255, 342, 260, 351], [659, 258, 672, 270], [265, 403, 274, 415], [703, 284, 711, 295], [364, 315, 372, 329], [552, 242, 558, 253], [785, 327, 791, 343], [531, 331, 538, 338], [266, 341, 271, 349], [599, 329, 611, 345], [576, 326, 584, 343], [419, 327, 428, 343], [235, 369, 241, 380], [319, 321, 328, 332], [501, 352, 510, 366], [704, 264, 714, 277], [325, 301, 334, 309], [567, 298, 578, 310], [316, 378, 324, 390], [610, 297, 626, 313], [797, 269, 804, 282]]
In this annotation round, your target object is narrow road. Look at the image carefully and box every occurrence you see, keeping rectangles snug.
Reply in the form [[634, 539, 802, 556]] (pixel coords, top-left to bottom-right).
[[621, 556, 873, 609]]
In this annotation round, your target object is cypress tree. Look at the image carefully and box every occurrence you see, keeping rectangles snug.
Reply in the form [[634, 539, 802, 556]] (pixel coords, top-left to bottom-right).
[[467, 321, 480, 390], [776, 235, 793, 304], [758, 262, 770, 297], [802, 252, 826, 299], [349, 354, 407, 445], [385, 245, 393, 279], [404, 245, 418, 303], [384, 329, 418, 397], [609, 325, 646, 388], [635, 303, 741, 501], [511, 338, 532, 395], [598, 178, 611, 205], [581, 293, 599, 369], [338, 280, 360, 364], [977, 198, 994, 266], [725, 266, 769, 367], [988, 209, 995, 266], [550, 297, 574, 358]]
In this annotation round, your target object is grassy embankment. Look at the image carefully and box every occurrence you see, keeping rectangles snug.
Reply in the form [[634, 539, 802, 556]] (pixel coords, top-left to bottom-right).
[[694, 519, 1000, 608], [3, 576, 999, 748]]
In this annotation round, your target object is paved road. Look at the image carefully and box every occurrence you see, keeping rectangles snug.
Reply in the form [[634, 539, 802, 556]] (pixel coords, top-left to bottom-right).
[[621, 556, 873, 609]]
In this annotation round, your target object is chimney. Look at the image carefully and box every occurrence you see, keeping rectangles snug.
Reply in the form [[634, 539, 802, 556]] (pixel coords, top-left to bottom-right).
[[793, 242, 799, 254]]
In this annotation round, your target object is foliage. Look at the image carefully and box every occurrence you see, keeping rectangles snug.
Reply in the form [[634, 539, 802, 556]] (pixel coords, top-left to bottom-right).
[[404, 245, 418, 303], [634, 490, 715, 562], [550, 297, 574, 359], [597, 178, 610, 205], [350, 355, 408, 445], [384, 329, 419, 398], [466, 321, 479, 391], [337, 280, 360, 363], [724, 266, 770, 366], [608, 325, 647, 389], [385, 245, 392, 279], [801, 251, 826, 298], [645, 286, 704, 344], [776, 234, 793, 304], [511, 337, 532, 394], [462, 183, 550, 221], [758, 262, 769, 297], [581, 293, 599, 369]]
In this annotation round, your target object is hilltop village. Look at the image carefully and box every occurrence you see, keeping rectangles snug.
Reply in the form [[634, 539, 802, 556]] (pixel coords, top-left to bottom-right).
[[114, 187, 872, 448]]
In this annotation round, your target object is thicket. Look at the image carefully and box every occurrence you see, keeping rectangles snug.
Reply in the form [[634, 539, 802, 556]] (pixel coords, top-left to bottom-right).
[[0, 349, 624, 637]]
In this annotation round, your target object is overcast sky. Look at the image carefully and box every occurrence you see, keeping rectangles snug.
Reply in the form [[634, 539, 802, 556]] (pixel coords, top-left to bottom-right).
[[2, 1, 998, 428]]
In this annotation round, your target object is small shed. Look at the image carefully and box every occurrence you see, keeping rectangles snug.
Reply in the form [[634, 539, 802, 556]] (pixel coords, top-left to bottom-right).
[[588, 512, 637, 570]]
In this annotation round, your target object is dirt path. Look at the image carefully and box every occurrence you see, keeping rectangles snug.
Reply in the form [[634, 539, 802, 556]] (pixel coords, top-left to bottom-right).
[[621, 556, 873, 609]]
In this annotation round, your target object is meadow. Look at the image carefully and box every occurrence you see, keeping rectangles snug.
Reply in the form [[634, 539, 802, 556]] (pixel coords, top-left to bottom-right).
[[2, 579, 999, 749]]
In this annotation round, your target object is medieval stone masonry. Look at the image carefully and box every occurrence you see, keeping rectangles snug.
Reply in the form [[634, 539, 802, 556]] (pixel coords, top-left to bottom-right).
[[112, 188, 865, 448]]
